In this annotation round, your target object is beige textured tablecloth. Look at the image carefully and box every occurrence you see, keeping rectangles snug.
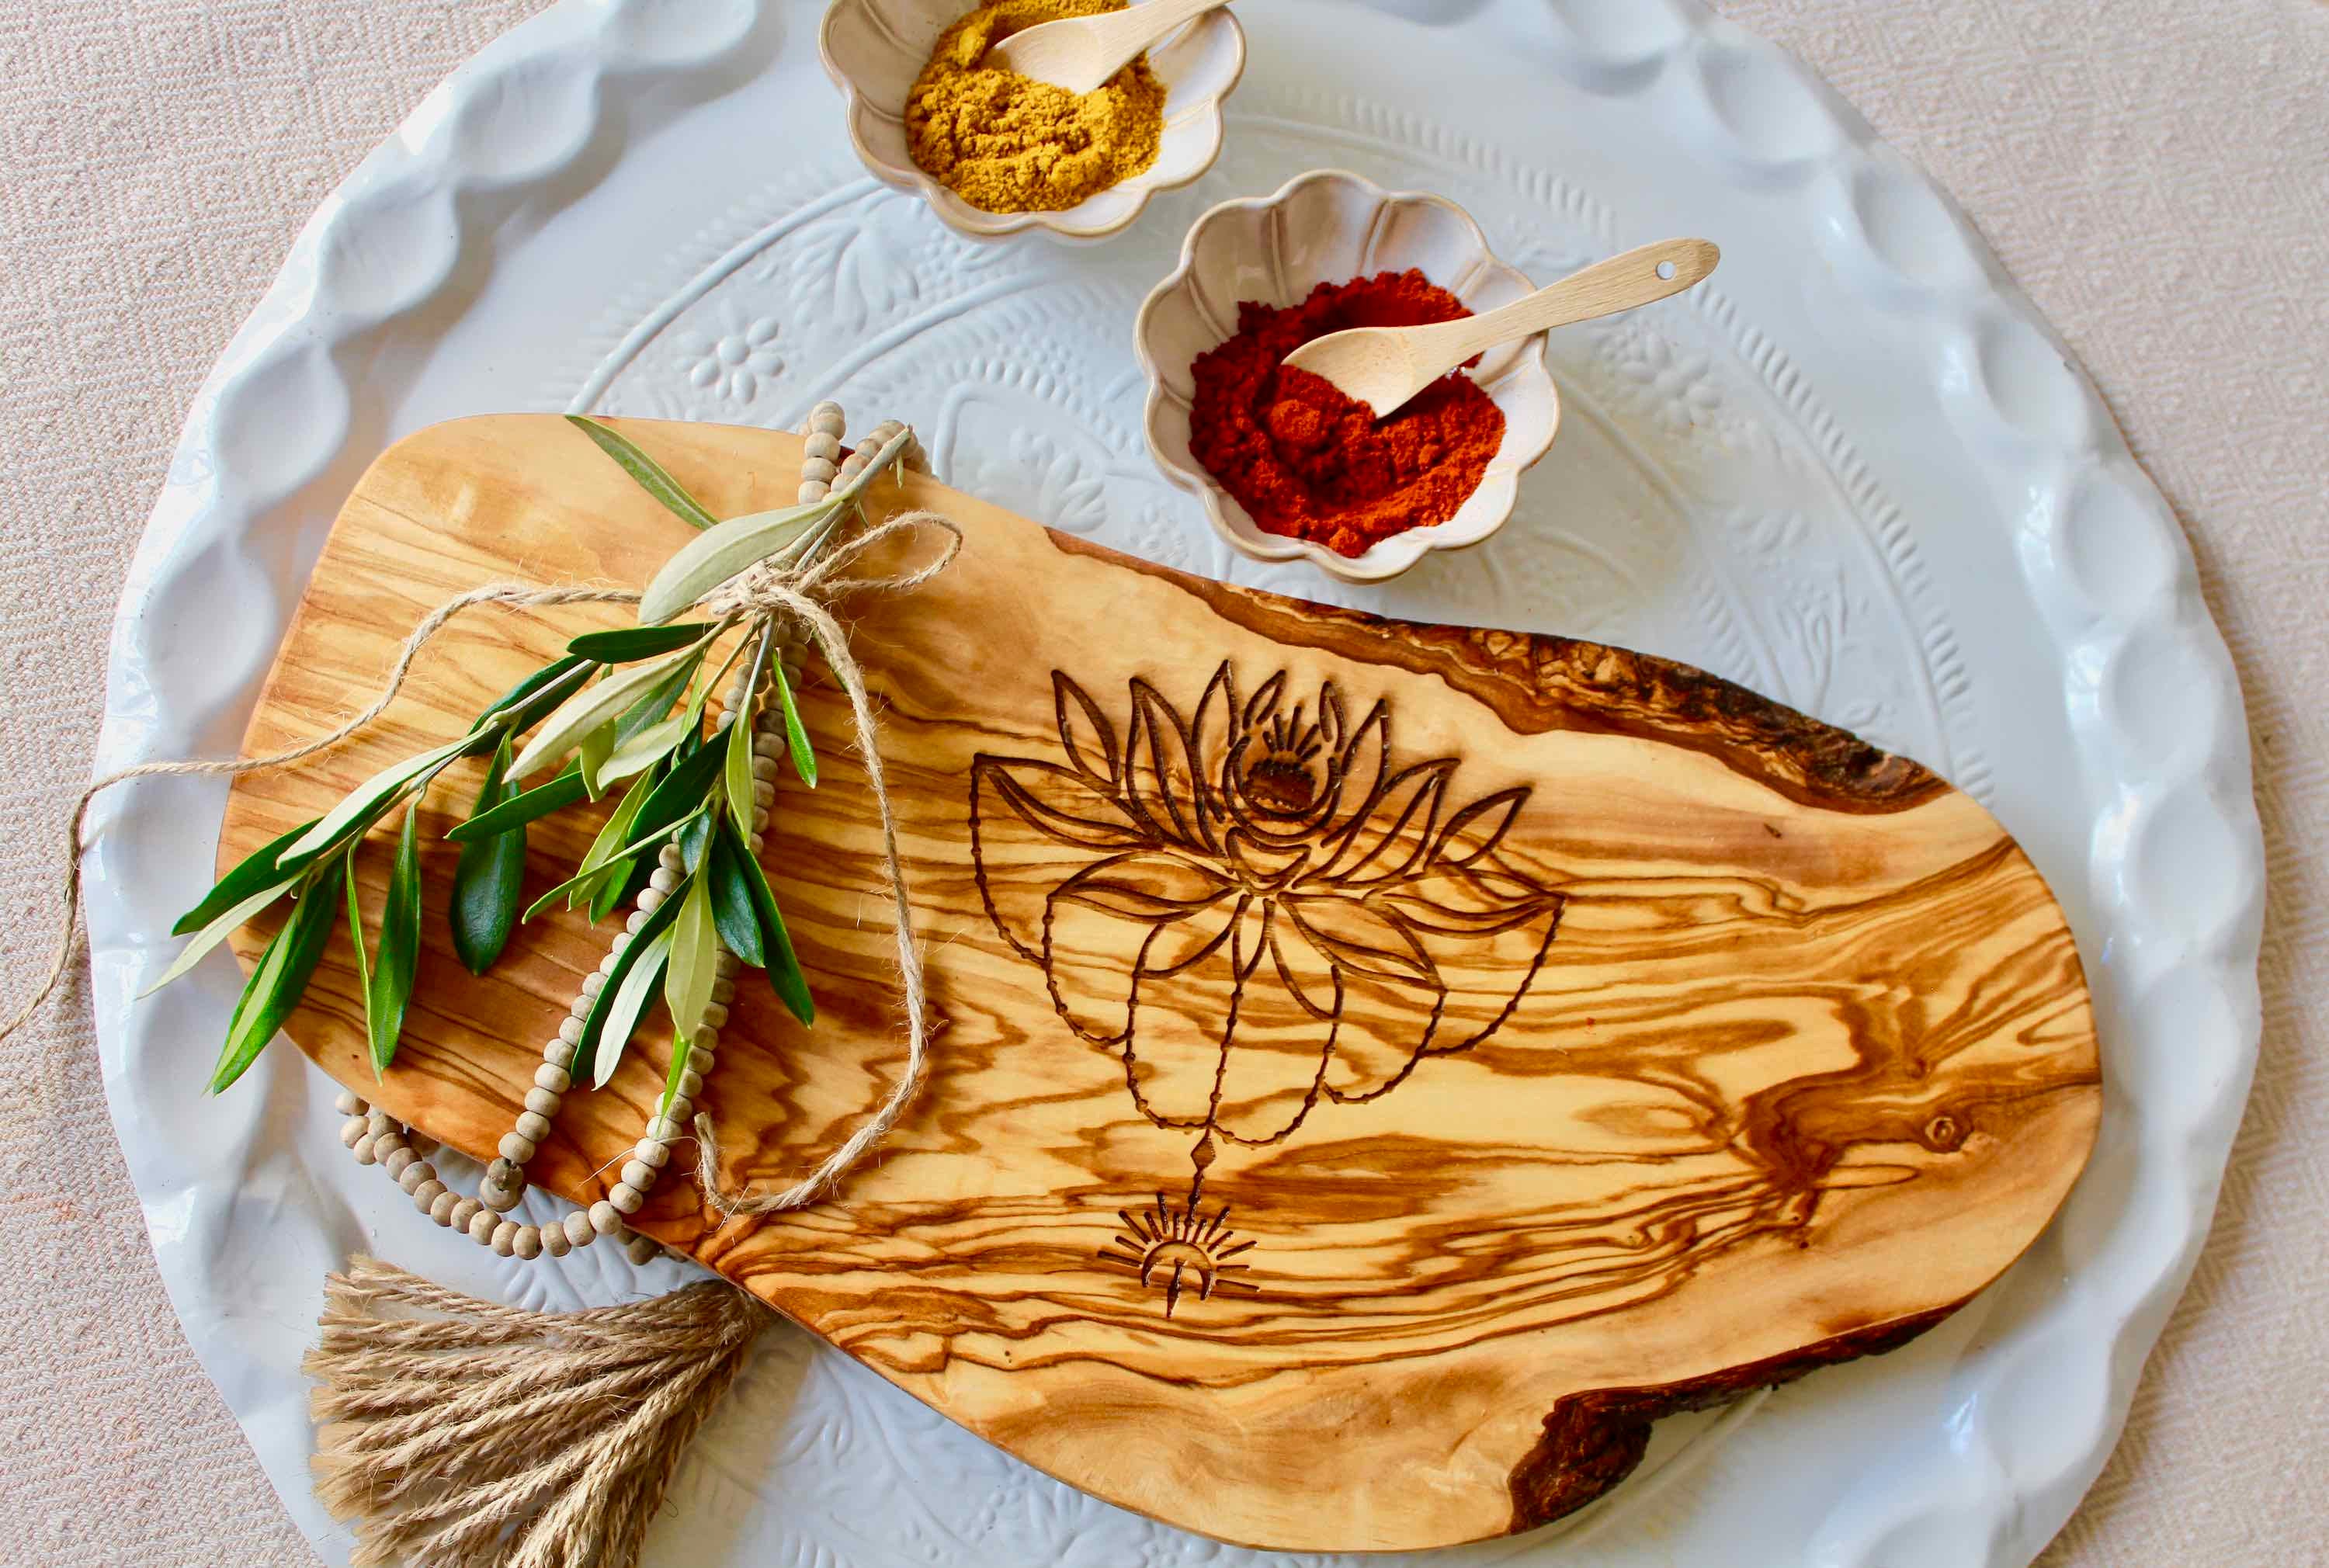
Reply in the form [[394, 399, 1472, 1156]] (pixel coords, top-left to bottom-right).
[[1, 2, 2320, 1563]]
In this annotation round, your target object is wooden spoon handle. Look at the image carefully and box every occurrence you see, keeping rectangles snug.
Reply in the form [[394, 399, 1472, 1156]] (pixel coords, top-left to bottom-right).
[[1081, 0, 1233, 77], [1422, 238, 1719, 376]]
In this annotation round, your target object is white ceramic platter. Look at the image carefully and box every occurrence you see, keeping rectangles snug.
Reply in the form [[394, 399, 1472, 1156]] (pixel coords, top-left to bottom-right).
[[87, 2, 2262, 1566]]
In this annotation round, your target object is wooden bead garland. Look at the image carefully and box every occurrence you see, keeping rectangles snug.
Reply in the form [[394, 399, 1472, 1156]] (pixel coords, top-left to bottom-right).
[[336, 402, 928, 1271]]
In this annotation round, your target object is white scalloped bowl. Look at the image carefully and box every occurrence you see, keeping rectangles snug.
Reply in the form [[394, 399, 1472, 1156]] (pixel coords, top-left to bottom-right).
[[819, 0, 1245, 243], [1136, 169, 1560, 582]]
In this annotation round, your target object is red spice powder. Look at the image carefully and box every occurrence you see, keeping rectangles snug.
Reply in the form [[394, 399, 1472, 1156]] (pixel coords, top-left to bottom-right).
[[1186, 270, 1505, 558]]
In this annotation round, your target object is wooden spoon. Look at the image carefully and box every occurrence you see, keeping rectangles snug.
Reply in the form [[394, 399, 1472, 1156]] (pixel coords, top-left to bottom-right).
[[1282, 237, 1720, 418], [983, 0, 1235, 95]]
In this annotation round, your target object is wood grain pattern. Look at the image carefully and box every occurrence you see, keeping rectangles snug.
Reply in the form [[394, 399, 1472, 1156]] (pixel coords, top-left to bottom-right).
[[216, 415, 2100, 1552]]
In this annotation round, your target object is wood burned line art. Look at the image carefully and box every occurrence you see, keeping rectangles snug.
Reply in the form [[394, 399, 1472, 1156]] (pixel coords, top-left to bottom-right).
[[970, 662, 1566, 1314]]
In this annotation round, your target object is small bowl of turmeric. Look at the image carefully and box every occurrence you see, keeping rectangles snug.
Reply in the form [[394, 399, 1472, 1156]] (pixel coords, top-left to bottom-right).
[[821, 0, 1246, 243], [1137, 169, 1563, 582]]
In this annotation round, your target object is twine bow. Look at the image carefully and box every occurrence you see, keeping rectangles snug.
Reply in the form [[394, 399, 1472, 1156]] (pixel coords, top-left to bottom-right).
[[0, 494, 962, 1220], [690, 507, 961, 1213]]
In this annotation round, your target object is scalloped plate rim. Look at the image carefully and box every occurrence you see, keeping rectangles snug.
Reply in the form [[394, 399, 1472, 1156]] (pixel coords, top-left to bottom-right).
[[78, 2, 2264, 1566]]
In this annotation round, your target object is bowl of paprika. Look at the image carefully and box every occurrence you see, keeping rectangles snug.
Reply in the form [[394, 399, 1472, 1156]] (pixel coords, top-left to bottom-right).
[[821, 0, 1247, 243], [1136, 169, 1562, 581]]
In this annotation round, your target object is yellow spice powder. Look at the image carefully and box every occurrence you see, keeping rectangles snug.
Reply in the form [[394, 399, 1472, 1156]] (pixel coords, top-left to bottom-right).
[[905, 0, 1166, 214]]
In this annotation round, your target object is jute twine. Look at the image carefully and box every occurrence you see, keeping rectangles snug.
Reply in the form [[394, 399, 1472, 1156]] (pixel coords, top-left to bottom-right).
[[1, 505, 961, 1219], [309, 1256, 766, 1568]]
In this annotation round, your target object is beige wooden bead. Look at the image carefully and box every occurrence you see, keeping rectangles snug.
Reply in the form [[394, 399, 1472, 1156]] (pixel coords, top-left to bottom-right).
[[634, 889, 665, 916], [648, 867, 679, 894], [624, 1233, 662, 1266], [646, 1115, 682, 1143], [808, 402, 845, 435], [413, 1178, 446, 1210], [467, 1209, 498, 1244], [352, 1135, 380, 1166], [599, 948, 624, 974], [658, 843, 686, 872], [797, 481, 825, 505], [710, 977, 736, 1005], [543, 1038, 571, 1063], [557, 1016, 584, 1045], [524, 1087, 561, 1116], [568, 989, 595, 1020], [512, 1225, 543, 1261], [499, 1132, 536, 1164], [338, 1117, 368, 1150], [700, 1003, 729, 1031], [490, 1220, 519, 1257], [535, 1063, 572, 1093], [589, 1201, 623, 1237], [610, 930, 634, 955], [749, 755, 780, 785], [802, 431, 842, 462], [480, 1181, 515, 1212], [620, 1160, 657, 1191], [689, 1046, 717, 1076], [366, 1108, 395, 1136], [714, 948, 741, 978], [750, 779, 776, 809], [676, 1069, 704, 1101], [382, 1147, 416, 1179], [580, 971, 607, 998], [752, 731, 784, 758], [407, 1133, 438, 1159], [799, 456, 838, 485], [633, 1138, 671, 1170], [396, 1160, 432, 1194], [608, 1183, 644, 1215], [514, 1111, 552, 1144], [564, 1210, 599, 1247], [746, 831, 766, 855], [541, 1222, 571, 1258], [334, 1090, 363, 1115], [429, 1189, 460, 1226], [449, 1197, 482, 1232]]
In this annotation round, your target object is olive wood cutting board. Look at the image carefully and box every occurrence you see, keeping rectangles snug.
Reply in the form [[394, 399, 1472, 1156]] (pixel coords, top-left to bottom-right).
[[219, 415, 2101, 1552]]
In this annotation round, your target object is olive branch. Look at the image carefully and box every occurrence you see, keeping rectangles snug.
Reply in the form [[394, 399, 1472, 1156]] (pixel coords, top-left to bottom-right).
[[150, 416, 923, 1101]]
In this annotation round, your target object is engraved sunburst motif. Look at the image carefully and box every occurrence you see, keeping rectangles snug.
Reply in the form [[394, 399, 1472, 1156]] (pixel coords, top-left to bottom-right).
[[1101, 1139, 1258, 1317]]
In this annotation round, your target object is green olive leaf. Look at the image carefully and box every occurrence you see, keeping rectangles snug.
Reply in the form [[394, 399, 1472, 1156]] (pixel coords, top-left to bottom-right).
[[172, 818, 319, 936], [143, 869, 303, 997], [363, 806, 424, 1077], [578, 720, 616, 800], [446, 765, 586, 844], [769, 655, 817, 788], [575, 873, 689, 1081], [508, 640, 708, 782], [280, 736, 468, 861], [665, 869, 720, 1051], [473, 655, 589, 733], [637, 496, 841, 626], [723, 700, 760, 843], [567, 415, 720, 532], [656, 1031, 695, 1122], [717, 815, 811, 1026], [208, 856, 345, 1094], [708, 829, 765, 970], [596, 925, 674, 1088], [449, 734, 526, 973], [567, 623, 715, 663], [629, 737, 727, 852]]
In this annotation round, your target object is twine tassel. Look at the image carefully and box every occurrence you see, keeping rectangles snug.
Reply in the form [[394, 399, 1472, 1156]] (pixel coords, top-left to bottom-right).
[[306, 1257, 765, 1568]]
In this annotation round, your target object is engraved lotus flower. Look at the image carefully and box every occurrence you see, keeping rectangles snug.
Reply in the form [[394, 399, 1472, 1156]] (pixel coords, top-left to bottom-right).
[[970, 664, 1564, 1153]]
